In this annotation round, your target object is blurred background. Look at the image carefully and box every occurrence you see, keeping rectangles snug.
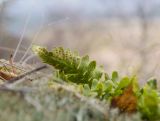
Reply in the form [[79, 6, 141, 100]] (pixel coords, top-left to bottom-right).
[[0, 0, 160, 83]]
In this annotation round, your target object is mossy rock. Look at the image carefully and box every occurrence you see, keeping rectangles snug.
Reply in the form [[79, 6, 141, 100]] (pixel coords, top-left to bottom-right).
[[0, 88, 106, 121], [0, 60, 142, 121]]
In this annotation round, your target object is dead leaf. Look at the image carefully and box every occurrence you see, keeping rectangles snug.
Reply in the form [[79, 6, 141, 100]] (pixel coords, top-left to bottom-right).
[[0, 70, 16, 80], [111, 84, 137, 113]]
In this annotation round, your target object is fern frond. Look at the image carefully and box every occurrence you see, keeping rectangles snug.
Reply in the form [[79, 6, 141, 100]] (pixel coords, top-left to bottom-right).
[[32, 45, 103, 87], [33, 45, 160, 120]]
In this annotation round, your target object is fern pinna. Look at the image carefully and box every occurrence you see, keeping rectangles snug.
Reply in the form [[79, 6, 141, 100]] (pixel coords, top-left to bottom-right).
[[32, 45, 103, 87]]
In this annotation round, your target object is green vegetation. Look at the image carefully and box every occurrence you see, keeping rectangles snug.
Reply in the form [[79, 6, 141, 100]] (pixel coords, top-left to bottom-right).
[[33, 45, 160, 121]]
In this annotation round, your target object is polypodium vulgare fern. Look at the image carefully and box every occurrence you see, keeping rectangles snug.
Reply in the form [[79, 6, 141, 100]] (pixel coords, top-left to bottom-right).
[[32, 45, 103, 87], [33, 45, 160, 121]]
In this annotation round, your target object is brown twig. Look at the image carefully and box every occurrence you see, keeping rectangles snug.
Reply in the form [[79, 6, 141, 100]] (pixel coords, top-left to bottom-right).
[[5, 65, 48, 84]]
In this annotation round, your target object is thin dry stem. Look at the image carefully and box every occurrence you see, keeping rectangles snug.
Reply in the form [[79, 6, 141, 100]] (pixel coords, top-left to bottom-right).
[[12, 12, 31, 61]]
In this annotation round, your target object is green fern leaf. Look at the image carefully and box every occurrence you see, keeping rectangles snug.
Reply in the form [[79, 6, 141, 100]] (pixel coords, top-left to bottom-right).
[[32, 45, 103, 87]]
